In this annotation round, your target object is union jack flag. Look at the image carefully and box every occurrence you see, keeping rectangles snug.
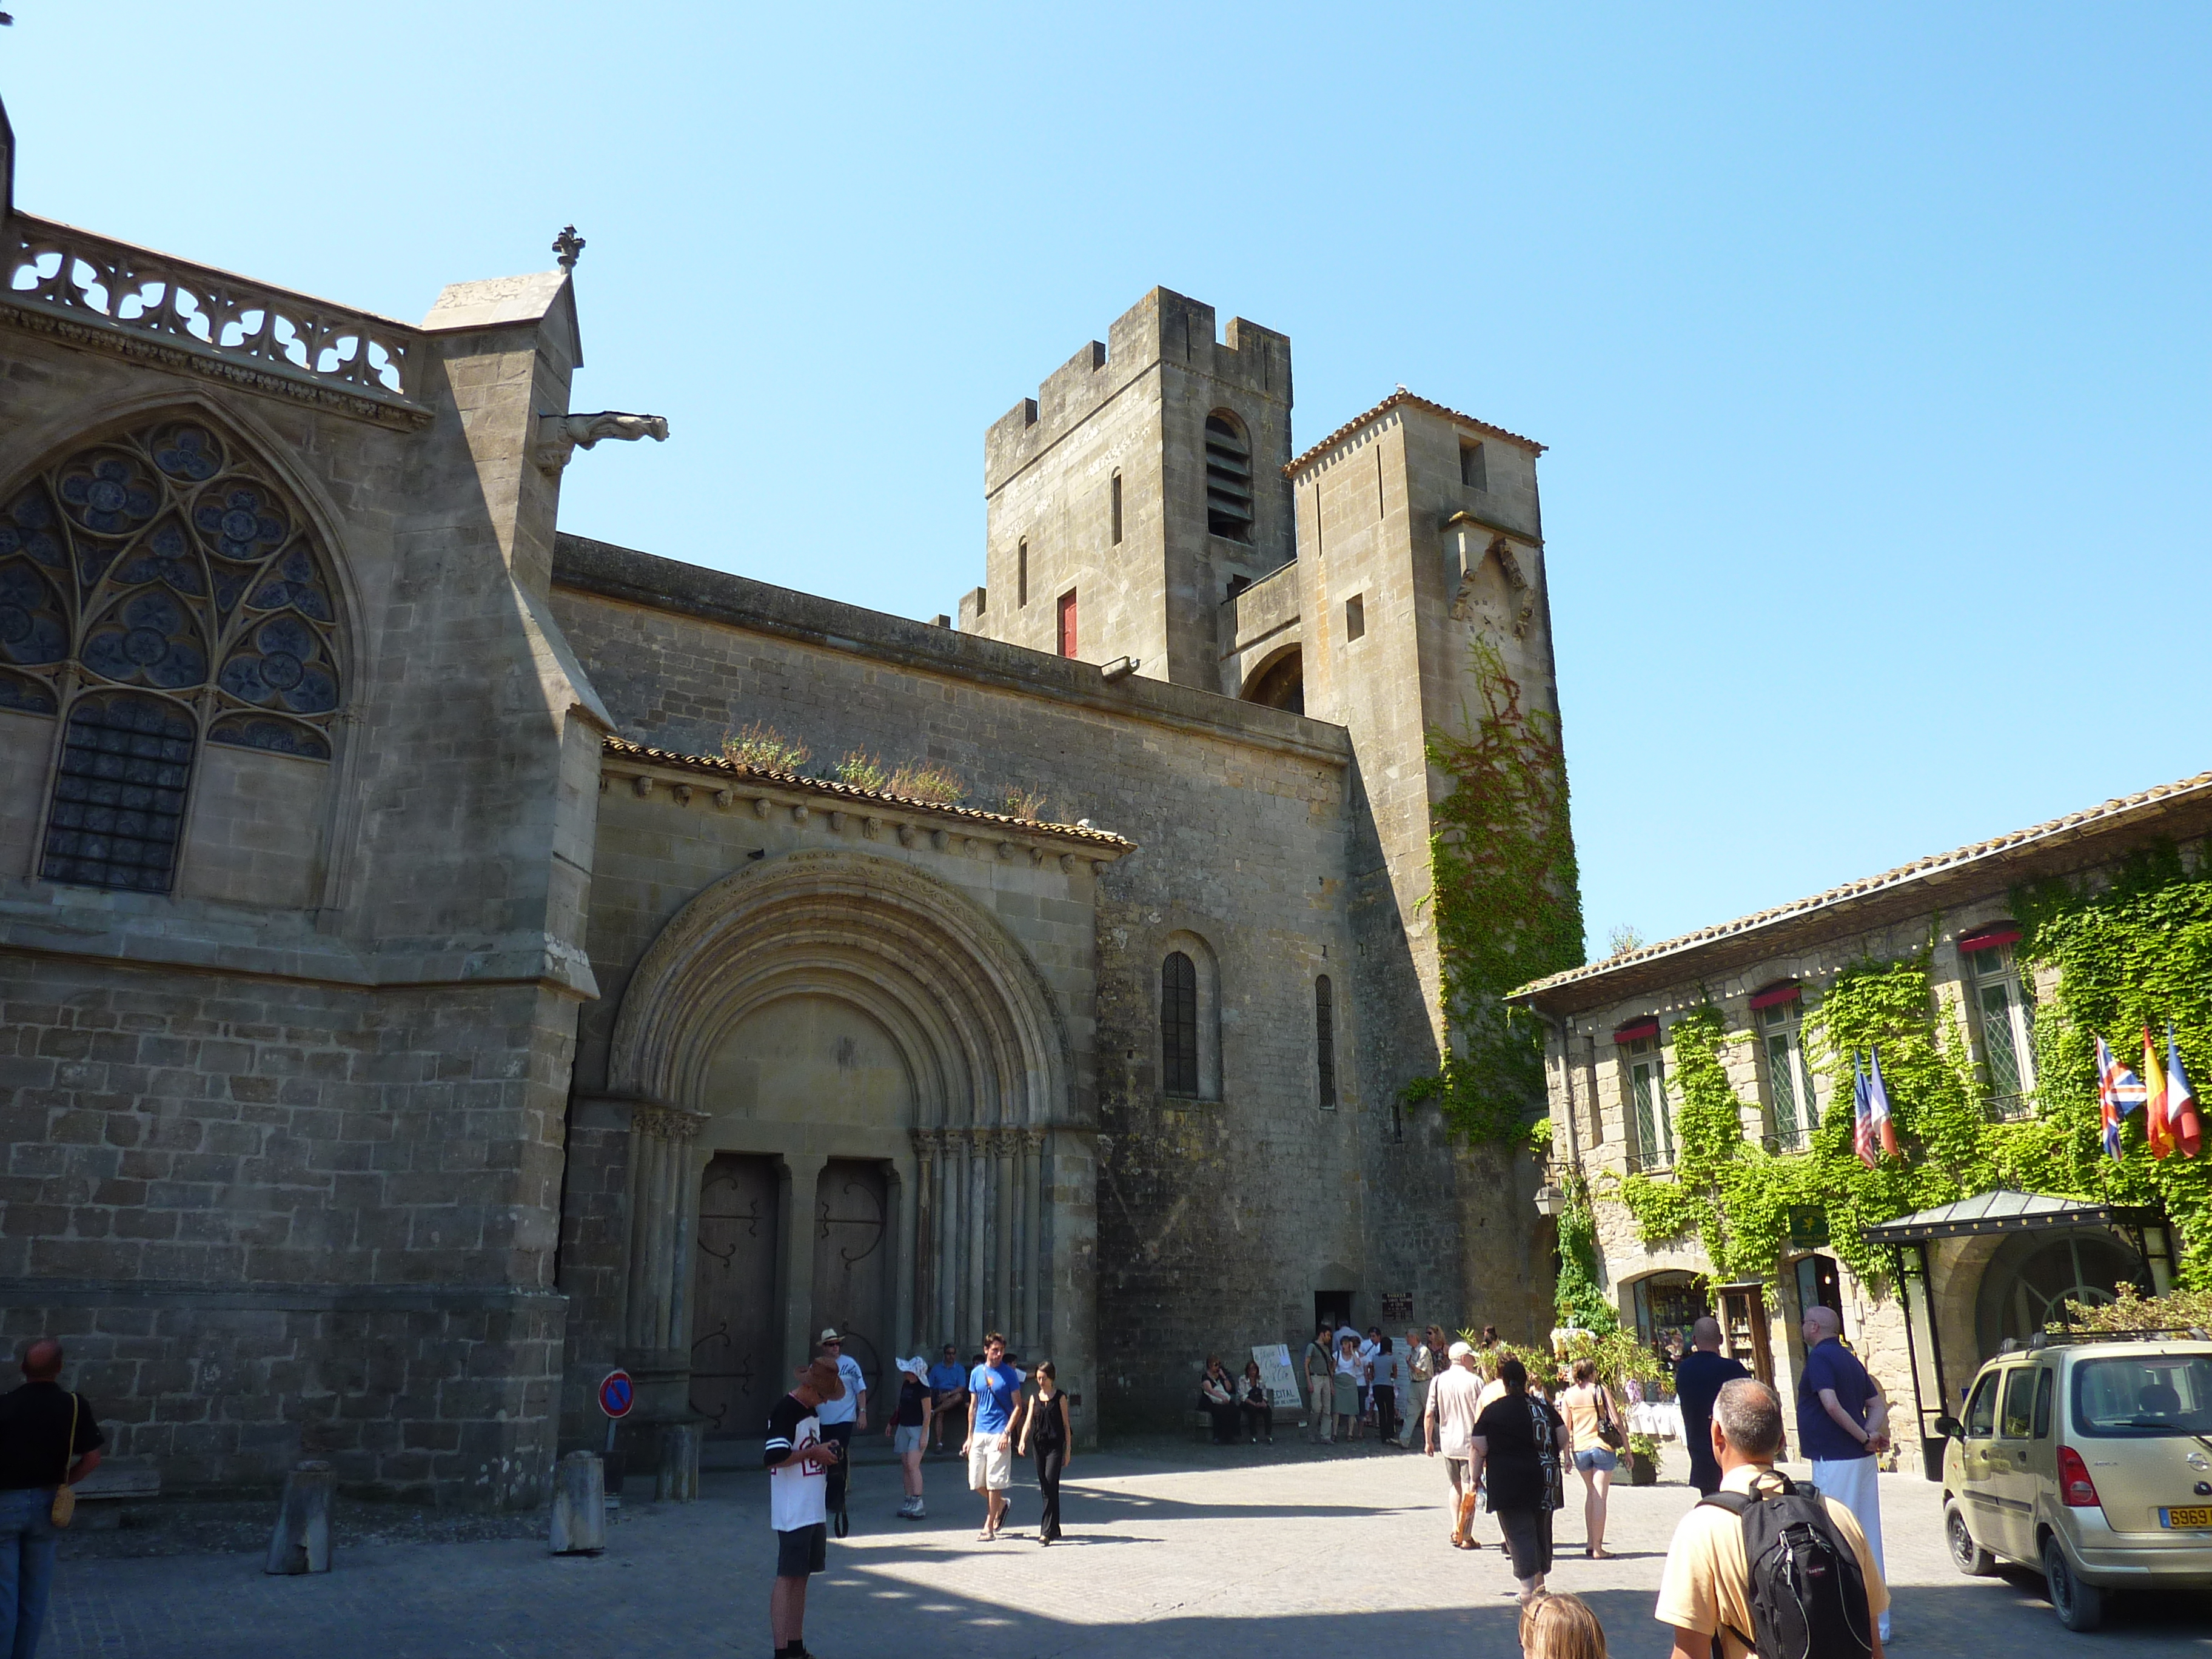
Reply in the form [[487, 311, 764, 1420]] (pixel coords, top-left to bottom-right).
[[2095, 1034, 2146, 1161]]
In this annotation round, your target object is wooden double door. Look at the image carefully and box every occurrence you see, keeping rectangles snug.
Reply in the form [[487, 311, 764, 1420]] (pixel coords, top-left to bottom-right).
[[690, 1155, 891, 1437]]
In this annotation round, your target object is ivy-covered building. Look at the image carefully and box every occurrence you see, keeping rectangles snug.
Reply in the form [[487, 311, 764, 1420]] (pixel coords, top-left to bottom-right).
[[1509, 771, 2211, 1474]]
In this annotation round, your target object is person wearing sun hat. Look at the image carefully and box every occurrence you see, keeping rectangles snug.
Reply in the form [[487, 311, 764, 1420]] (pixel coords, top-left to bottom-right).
[[884, 1353, 933, 1518], [813, 1329, 868, 1535]]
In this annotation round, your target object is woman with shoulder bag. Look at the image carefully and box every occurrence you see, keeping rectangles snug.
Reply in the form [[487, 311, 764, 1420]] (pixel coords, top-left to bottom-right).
[[1557, 1359, 1623, 1558]]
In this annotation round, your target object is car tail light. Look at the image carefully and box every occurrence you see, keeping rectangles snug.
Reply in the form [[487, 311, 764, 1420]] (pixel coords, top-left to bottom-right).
[[2057, 1446, 2101, 1509]]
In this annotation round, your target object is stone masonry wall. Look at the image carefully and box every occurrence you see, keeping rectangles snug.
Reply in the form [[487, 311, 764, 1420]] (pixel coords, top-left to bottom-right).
[[550, 536, 1405, 1431]]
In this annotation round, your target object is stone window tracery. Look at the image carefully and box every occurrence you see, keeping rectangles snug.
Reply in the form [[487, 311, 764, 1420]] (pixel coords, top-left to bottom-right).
[[0, 417, 347, 893]]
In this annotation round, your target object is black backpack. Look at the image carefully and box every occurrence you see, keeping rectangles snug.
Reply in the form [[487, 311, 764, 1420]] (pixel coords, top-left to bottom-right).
[[1700, 1473, 1873, 1659]]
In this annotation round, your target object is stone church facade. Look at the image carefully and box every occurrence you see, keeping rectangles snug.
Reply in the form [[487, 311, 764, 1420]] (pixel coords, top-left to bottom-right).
[[0, 98, 1565, 1503]]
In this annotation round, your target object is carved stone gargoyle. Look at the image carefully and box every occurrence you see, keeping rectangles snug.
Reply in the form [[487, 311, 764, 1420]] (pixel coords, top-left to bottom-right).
[[536, 411, 670, 475]]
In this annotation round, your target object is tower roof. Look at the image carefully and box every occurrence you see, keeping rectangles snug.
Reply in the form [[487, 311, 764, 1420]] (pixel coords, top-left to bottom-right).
[[1286, 389, 1544, 478]]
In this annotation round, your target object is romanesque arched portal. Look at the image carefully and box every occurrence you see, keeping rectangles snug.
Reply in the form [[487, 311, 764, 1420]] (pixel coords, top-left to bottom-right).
[[605, 849, 1073, 1422]]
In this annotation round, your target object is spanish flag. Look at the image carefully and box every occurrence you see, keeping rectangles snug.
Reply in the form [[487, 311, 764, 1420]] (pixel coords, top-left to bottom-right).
[[2142, 1027, 2176, 1159], [2168, 1028, 2202, 1158]]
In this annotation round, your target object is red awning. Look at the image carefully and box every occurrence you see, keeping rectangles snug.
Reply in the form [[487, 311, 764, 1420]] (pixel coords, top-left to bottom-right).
[[1749, 982, 1803, 1011], [1614, 1018, 1660, 1044], [1957, 925, 2022, 954]]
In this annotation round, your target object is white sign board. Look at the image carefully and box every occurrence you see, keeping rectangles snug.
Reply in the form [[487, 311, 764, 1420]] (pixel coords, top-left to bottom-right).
[[1251, 1343, 1302, 1410]]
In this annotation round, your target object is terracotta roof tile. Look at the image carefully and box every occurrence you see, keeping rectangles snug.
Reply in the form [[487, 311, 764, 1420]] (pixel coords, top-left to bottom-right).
[[1509, 770, 2212, 1003], [1287, 390, 1545, 477], [602, 737, 1136, 850]]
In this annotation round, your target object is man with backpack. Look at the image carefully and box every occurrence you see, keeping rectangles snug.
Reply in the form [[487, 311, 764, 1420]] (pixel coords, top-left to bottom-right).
[[1655, 1378, 1887, 1659]]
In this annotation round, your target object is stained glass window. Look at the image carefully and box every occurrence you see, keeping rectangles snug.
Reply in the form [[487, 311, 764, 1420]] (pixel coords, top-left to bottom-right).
[[0, 417, 347, 894]]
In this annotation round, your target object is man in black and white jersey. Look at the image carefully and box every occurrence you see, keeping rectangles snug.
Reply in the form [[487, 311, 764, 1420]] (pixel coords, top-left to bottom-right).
[[765, 1356, 846, 1659]]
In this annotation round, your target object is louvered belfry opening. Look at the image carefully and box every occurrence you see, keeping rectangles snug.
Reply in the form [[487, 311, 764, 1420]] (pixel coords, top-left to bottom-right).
[[1203, 411, 1253, 541]]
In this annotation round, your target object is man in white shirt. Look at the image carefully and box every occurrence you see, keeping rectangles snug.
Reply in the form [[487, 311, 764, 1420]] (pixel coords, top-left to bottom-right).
[[765, 1356, 845, 1659], [1424, 1341, 1487, 1549], [812, 1329, 868, 1533]]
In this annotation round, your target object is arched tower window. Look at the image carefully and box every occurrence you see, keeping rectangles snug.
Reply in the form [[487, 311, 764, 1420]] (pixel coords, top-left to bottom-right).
[[1017, 537, 1029, 607], [1315, 974, 1336, 1108], [1110, 470, 1123, 545], [1203, 411, 1253, 542], [1161, 950, 1198, 1096], [0, 417, 345, 894]]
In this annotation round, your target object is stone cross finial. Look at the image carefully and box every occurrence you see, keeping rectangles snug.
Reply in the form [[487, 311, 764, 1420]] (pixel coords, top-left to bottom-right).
[[552, 226, 586, 273]]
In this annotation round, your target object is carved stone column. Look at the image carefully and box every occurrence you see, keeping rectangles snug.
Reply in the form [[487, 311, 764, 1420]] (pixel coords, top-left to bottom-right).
[[1021, 1128, 1045, 1355], [616, 1098, 710, 1478], [936, 1129, 960, 1346], [966, 1129, 989, 1342], [780, 1153, 831, 1392], [910, 1129, 937, 1347], [993, 1128, 1016, 1344]]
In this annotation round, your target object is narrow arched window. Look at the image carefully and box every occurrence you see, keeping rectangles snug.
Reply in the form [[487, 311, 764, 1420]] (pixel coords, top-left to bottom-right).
[[1161, 951, 1198, 1096], [1204, 411, 1253, 541], [1110, 470, 1123, 545], [1, 417, 346, 897], [1315, 974, 1336, 1108], [1017, 538, 1029, 608]]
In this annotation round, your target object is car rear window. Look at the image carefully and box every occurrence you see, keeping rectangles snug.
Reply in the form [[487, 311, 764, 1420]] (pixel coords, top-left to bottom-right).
[[2071, 1354, 2212, 1438]]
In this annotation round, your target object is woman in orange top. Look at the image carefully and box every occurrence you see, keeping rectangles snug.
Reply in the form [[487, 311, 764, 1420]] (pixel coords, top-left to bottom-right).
[[1556, 1359, 1624, 1558]]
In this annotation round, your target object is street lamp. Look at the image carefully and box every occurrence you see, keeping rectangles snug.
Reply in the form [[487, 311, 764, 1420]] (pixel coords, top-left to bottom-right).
[[1533, 1181, 1564, 1218]]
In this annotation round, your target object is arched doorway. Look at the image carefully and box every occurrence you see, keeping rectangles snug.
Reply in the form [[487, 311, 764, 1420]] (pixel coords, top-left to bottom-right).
[[1242, 646, 1304, 714], [605, 849, 1075, 1429], [1974, 1228, 2145, 1355]]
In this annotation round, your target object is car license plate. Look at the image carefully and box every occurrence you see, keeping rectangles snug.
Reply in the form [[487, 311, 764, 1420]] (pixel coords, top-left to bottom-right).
[[2161, 1506, 2212, 1529]]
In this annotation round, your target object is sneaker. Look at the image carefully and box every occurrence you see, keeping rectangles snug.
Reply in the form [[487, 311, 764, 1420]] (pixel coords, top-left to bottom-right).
[[907, 1501, 925, 1520]]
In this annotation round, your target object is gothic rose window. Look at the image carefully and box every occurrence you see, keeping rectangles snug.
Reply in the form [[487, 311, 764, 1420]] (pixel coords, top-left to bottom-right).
[[0, 417, 346, 893]]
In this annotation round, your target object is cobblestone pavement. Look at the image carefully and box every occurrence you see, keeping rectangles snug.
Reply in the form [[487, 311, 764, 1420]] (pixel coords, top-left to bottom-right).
[[42, 1438, 2212, 1658]]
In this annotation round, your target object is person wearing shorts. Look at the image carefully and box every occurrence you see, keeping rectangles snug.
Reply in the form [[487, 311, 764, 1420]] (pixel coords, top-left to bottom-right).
[[765, 1356, 845, 1659], [885, 1355, 933, 1518], [964, 1332, 1024, 1540]]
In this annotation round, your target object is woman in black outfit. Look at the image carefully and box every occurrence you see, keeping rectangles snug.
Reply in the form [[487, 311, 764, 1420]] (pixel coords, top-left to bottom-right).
[[1199, 1355, 1240, 1444], [1238, 1359, 1275, 1444], [1468, 1355, 1569, 1607], [1016, 1359, 1073, 1544]]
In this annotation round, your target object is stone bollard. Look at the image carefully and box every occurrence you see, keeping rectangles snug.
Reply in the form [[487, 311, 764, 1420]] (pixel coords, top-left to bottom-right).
[[655, 1421, 702, 1504], [264, 1460, 334, 1575], [549, 1450, 606, 1555]]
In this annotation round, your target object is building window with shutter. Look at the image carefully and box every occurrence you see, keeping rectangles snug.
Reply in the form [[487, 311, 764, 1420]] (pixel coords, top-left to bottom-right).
[[1962, 927, 2036, 1118], [1617, 1022, 1674, 1171], [1752, 984, 1817, 1152]]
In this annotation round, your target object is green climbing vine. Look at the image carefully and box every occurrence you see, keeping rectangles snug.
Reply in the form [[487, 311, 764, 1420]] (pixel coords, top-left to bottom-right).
[[1399, 638, 1584, 1145], [1554, 1170, 1621, 1334], [1610, 841, 2212, 1296]]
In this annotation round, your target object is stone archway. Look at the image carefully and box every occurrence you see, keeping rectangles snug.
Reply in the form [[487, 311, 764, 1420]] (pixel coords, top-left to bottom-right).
[[605, 849, 1075, 1409]]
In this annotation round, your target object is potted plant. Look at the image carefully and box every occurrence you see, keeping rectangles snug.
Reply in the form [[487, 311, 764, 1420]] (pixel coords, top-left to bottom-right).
[[1626, 1432, 1663, 1487]]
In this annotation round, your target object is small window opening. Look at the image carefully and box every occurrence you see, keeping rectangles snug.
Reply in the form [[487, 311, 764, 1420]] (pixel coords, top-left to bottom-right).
[[1204, 412, 1254, 541], [1224, 574, 1251, 600], [1056, 589, 1078, 658], [1316, 974, 1337, 1108], [1460, 440, 1487, 491], [1017, 538, 1028, 608], [1344, 594, 1365, 642], [1162, 951, 1199, 1096], [1110, 471, 1123, 545]]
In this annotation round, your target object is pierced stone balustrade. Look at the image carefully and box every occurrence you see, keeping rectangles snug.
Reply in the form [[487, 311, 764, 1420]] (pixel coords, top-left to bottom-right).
[[4, 215, 429, 426]]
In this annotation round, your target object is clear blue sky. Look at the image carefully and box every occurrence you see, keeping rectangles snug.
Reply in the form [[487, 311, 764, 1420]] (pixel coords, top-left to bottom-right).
[[7, 4, 2205, 956]]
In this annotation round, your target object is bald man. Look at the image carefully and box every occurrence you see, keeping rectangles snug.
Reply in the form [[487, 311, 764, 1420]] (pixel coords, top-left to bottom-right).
[[1, 1339, 104, 1659], [1796, 1304, 1891, 1644], [1672, 1316, 1749, 1496]]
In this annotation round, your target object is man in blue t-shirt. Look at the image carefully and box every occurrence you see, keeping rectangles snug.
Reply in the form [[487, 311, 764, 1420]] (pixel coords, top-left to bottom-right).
[[927, 1344, 967, 1456], [1797, 1304, 1892, 1643], [962, 1332, 1025, 1540], [812, 1329, 868, 1532], [1672, 1316, 1749, 1495]]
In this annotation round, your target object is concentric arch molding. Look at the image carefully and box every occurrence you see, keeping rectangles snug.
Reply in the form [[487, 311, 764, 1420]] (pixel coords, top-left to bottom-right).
[[605, 848, 1075, 1130]]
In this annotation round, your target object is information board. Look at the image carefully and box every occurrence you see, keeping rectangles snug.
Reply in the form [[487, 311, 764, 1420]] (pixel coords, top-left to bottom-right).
[[1250, 1343, 1302, 1410]]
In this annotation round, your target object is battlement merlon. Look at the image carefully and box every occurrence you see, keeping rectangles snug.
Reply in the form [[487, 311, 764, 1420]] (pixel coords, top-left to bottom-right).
[[985, 286, 1292, 497]]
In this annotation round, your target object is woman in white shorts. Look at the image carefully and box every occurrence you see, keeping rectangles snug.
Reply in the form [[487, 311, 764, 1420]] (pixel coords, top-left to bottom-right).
[[885, 1355, 934, 1519]]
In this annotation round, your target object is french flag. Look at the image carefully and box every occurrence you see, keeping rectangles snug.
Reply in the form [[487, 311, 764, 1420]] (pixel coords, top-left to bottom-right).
[[2167, 1028, 2202, 1159], [1866, 1047, 1900, 1159]]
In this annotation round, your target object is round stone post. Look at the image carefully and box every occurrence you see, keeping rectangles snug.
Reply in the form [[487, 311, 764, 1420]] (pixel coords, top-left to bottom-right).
[[548, 1450, 607, 1554], [263, 1460, 334, 1575]]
